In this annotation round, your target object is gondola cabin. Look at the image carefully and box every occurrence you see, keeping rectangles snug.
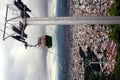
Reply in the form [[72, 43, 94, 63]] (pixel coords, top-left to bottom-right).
[[38, 35, 52, 48]]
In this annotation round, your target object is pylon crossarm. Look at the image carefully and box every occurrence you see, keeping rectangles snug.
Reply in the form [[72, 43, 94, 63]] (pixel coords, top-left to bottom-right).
[[6, 16, 21, 23], [3, 33, 16, 40]]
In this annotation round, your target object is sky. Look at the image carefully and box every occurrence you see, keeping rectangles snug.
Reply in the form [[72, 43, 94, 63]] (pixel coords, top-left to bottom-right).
[[0, 0, 58, 80]]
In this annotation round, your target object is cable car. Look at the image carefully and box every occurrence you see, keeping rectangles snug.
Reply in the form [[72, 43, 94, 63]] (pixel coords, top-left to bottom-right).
[[38, 35, 52, 48]]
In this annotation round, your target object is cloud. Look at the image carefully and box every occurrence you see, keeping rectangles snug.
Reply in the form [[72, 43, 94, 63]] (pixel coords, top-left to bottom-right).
[[6, 38, 48, 80], [3, 0, 49, 80], [46, 27, 58, 80], [48, 0, 57, 16], [46, 0, 58, 80], [25, 0, 48, 17], [0, 40, 5, 80]]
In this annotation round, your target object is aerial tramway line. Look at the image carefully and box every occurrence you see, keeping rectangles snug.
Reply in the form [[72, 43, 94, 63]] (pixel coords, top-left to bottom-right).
[[3, 0, 52, 49]]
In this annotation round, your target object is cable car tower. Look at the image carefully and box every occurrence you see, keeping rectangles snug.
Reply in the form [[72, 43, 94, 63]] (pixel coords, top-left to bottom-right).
[[3, 0, 52, 49], [3, 0, 120, 49]]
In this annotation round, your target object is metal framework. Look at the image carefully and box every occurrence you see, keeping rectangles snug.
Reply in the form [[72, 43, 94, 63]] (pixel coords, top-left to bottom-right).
[[3, 4, 20, 40], [3, 3, 120, 41]]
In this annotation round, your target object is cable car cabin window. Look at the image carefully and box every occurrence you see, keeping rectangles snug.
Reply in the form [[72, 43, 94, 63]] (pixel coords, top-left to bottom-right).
[[38, 35, 52, 48]]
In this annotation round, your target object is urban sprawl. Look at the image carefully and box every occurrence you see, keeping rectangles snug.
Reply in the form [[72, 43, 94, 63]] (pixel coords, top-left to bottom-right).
[[62, 0, 116, 80]]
